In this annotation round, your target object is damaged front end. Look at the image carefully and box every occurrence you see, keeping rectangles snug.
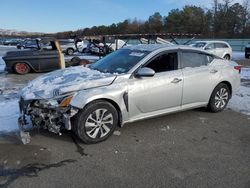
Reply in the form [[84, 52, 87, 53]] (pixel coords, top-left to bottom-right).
[[18, 95, 78, 144]]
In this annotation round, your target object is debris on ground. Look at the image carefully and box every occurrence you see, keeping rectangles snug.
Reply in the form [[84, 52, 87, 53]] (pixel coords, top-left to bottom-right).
[[19, 131, 31, 145], [113, 130, 121, 136]]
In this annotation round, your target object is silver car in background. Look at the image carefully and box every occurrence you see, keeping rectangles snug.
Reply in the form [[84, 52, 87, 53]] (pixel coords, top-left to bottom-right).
[[19, 44, 241, 144], [191, 41, 232, 60], [59, 39, 77, 55]]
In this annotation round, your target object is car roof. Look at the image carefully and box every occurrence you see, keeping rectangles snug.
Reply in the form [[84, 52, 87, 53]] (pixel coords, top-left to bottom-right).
[[123, 44, 208, 53], [195, 40, 229, 44]]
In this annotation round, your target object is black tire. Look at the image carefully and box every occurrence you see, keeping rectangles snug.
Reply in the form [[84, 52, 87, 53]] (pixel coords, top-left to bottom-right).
[[66, 48, 74, 55], [207, 83, 230, 113], [82, 48, 87, 53], [73, 100, 118, 144], [223, 54, 230, 60], [14, 62, 30, 75], [66, 57, 81, 67]]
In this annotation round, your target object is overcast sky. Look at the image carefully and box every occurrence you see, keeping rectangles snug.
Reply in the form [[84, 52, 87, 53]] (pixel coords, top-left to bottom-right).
[[0, 0, 243, 33]]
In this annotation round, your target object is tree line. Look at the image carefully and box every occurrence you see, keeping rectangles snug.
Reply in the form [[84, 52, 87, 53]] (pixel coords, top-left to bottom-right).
[[54, 0, 250, 38]]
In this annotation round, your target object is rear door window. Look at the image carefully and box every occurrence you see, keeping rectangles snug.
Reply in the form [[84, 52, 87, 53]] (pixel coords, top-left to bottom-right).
[[181, 52, 213, 68], [205, 43, 215, 50], [215, 43, 229, 48]]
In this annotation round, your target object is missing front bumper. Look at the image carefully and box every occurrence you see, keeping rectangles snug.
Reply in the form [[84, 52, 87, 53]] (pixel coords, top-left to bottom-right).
[[18, 98, 78, 144]]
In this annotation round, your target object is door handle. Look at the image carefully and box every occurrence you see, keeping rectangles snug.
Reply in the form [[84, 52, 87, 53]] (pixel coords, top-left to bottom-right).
[[210, 69, 218, 74], [171, 78, 182, 83]]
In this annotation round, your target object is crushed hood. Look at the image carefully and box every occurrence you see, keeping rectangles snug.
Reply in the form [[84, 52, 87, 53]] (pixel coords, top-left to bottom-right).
[[21, 66, 116, 100]]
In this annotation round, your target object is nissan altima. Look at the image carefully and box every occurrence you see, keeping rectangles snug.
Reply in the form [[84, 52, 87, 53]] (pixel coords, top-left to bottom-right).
[[18, 44, 241, 144]]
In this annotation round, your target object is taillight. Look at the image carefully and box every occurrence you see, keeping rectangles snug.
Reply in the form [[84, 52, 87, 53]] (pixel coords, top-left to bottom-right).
[[234, 65, 242, 73]]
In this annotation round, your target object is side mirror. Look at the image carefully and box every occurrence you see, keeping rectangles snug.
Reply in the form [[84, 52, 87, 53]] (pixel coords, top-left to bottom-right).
[[205, 46, 212, 50], [135, 67, 155, 77]]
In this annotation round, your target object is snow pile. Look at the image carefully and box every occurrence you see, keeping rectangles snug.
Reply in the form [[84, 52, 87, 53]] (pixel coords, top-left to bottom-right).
[[0, 100, 19, 132], [241, 68, 250, 80], [228, 85, 250, 116], [228, 67, 250, 115]]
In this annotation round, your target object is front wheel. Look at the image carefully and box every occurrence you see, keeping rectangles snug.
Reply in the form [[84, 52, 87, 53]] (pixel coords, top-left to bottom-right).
[[207, 83, 230, 112], [73, 100, 118, 144]]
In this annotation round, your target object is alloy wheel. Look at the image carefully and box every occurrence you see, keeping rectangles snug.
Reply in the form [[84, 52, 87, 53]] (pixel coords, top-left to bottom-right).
[[85, 108, 114, 139], [214, 87, 229, 109]]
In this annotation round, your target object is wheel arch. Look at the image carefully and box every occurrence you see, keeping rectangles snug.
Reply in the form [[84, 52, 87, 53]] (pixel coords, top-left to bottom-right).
[[223, 53, 231, 59], [81, 98, 123, 127], [216, 81, 232, 98]]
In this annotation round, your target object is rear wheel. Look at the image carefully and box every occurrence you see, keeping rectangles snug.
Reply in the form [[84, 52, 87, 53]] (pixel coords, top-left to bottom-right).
[[73, 100, 118, 144], [223, 54, 230, 60], [14, 63, 30, 74], [82, 48, 87, 53], [207, 83, 230, 112], [66, 48, 74, 55]]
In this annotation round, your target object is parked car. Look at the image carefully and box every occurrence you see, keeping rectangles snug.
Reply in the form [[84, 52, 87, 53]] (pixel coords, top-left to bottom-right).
[[76, 39, 89, 53], [0, 38, 5, 45], [3, 38, 65, 74], [17, 39, 38, 49], [191, 41, 232, 60], [245, 42, 250, 58], [3, 38, 23, 46], [18, 44, 241, 144], [59, 40, 77, 55], [84, 41, 113, 56]]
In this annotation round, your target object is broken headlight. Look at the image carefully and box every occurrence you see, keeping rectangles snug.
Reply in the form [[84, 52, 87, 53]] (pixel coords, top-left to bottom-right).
[[34, 93, 75, 108]]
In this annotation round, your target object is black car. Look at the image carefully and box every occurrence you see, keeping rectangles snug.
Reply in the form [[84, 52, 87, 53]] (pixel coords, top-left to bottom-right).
[[245, 42, 250, 58], [3, 39, 23, 46], [3, 38, 65, 74]]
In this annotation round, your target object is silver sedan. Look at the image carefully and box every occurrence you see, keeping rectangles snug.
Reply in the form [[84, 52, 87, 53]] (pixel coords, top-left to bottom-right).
[[19, 44, 241, 144]]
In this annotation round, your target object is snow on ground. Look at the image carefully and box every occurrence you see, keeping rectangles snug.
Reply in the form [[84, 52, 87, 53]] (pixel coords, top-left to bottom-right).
[[228, 67, 250, 115], [0, 99, 20, 132], [228, 85, 250, 116], [232, 51, 245, 61], [241, 68, 250, 80]]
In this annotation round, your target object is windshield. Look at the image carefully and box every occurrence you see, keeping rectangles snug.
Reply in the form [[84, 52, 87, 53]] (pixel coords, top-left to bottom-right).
[[193, 42, 207, 48], [90, 49, 149, 74]]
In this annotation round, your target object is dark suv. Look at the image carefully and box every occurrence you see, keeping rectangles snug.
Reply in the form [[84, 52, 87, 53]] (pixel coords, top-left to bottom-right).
[[245, 42, 250, 58]]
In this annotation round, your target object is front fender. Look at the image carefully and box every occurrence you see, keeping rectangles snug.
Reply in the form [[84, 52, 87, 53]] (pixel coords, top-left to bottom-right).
[[70, 85, 129, 124]]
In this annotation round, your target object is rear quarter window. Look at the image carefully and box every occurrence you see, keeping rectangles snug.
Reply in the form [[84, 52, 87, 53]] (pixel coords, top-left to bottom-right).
[[215, 43, 229, 48]]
